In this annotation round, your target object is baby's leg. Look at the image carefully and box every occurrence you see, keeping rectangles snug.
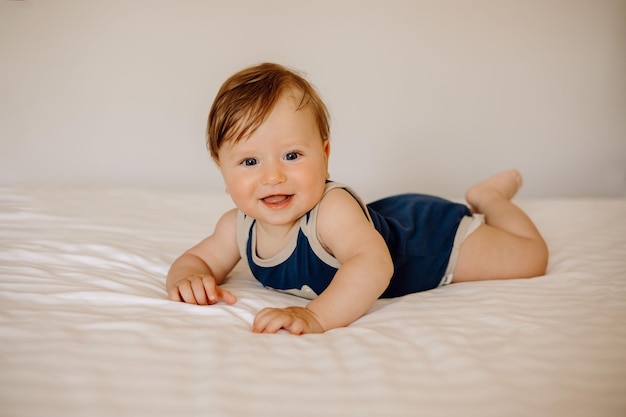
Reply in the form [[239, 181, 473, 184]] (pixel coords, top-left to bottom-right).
[[453, 169, 548, 282]]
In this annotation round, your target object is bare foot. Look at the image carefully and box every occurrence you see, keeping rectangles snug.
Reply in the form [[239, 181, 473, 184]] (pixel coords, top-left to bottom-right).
[[465, 169, 523, 213]]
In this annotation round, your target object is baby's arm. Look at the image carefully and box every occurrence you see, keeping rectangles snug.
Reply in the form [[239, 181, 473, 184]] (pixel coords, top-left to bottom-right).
[[167, 209, 241, 305], [252, 189, 393, 333]]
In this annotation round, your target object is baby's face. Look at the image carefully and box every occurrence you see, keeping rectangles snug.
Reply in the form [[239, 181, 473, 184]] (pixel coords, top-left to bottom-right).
[[217, 93, 330, 228]]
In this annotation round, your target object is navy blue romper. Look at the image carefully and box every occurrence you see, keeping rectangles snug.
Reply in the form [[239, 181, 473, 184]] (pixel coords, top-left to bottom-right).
[[236, 182, 472, 299]]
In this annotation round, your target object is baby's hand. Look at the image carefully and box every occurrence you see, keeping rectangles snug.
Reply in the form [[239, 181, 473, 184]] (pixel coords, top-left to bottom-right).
[[168, 274, 237, 305], [252, 306, 324, 335]]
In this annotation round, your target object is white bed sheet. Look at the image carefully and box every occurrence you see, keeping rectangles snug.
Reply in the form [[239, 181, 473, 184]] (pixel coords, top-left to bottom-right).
[[1, 185, 625, 417]]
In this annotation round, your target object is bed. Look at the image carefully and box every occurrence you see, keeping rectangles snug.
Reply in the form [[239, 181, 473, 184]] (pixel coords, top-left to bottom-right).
[[1, 184, 625, 417]]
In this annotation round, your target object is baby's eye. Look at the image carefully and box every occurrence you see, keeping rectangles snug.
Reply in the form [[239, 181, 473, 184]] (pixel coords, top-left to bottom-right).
[[284, 152, 300, 161], [242, 158, 258, 166]]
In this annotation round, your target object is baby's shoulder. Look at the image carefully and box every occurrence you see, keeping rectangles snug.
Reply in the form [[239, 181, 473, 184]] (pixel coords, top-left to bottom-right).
[[317, 186, 371, 227], [214, 208, 239, 235], [318, 186, 357, 210]]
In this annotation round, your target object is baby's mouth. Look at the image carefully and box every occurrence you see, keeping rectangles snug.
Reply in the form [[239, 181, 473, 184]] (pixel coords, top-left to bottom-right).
[[261, 194, 293, 208]]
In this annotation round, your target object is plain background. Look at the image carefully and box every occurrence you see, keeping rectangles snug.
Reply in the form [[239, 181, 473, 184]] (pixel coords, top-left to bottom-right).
[[1, 0, 625, 201]]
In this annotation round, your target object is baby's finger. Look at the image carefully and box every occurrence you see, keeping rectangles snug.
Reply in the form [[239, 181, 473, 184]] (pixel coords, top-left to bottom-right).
[[177, 281, 198, 304], [201, 276, 220, 304], [253, 309, 290, 333], [252, 309, 272, 333], [218, 288, 237, 305], [285, 319, 306, 335], [167, 285, 182, 302], [191, 278, 209, 305], [252, 307, 272, 328]]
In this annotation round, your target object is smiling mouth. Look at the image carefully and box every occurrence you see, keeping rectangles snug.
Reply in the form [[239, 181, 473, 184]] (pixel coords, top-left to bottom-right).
[[261, 194, 293, 208]]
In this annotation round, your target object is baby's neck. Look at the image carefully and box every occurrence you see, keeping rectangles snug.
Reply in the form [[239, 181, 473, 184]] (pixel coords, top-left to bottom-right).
[[254, 220, 299, 260]]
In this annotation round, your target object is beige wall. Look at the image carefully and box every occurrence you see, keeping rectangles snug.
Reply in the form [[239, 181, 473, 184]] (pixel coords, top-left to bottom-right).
[[1, 0, 624, 198]]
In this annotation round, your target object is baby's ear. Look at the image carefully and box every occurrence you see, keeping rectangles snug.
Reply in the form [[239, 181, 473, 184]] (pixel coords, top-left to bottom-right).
[[323, 139, 331, 176], [323, 139, 331, 156]]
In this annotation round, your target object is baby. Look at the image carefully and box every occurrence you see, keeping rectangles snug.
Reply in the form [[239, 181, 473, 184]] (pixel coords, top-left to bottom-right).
[[167, 62, 548, 334]]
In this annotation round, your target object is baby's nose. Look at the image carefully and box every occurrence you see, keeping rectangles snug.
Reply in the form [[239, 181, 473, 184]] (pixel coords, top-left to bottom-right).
[[261, 163, 286, 185]]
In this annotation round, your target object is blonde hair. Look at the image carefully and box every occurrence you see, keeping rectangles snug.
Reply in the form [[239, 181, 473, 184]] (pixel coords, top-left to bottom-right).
[[207, 62, 330, 161]]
